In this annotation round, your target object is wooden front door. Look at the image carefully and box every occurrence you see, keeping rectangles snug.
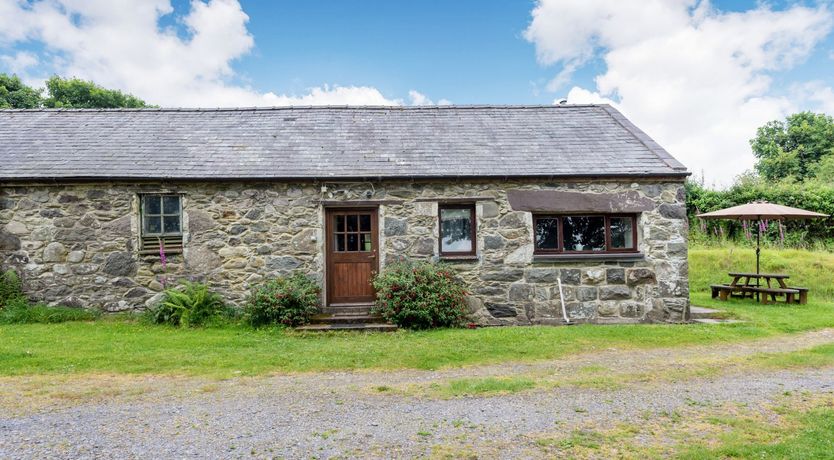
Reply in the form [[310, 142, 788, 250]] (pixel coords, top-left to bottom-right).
[[326, 208, 379, 306]]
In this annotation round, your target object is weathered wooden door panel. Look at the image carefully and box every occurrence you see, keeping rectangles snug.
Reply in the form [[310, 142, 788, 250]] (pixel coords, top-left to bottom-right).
[[326, 208, 378, 306]]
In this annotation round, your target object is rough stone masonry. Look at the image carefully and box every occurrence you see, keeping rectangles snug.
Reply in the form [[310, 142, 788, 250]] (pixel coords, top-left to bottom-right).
[[0, 178, 689, 325]]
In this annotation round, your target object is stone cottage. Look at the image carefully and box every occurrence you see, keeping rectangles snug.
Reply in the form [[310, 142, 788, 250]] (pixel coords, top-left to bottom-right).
[[0, 105, 690, 325]]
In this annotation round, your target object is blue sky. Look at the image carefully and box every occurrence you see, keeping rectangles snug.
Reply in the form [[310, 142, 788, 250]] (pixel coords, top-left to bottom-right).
[[1, 0, 834, 184]]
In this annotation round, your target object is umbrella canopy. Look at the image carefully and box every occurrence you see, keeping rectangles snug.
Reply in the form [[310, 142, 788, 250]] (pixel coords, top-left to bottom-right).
[[698, 201, 828, 220], [696, 201, 828, 286]]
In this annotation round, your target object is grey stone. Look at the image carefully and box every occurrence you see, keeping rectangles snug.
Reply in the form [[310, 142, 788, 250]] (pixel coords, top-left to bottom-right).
[[582, 267, 606, 284], [102, 252, 137, 276], [229, 224, 247, 235], [606, 268, 625, 284], [113, 278, 137, 287], [508, 283, 534, 301], [266, 256, 301, 271], [185, 246, 222, 271], [566, 302, 597, 320], [599, 285, 631, 300], [39, 209, 64, 218], [598, 303, 619, 317], [0, 197, 14, 210], [576, 287, 598, 301], [4, 220, 27, 235], [481, 269, 524, 282], [43, 242, 67, 263], [483, 235, 505, 250], [244, 209, 262, 220], [86, 189, 106, 200], [57, 194, 80, 203], [53, 264, 70, 275], [67, 250, 85, 263], [72, 264, 99, 275], [414, 237, 435, 255], [626, 268, 656, 285], [187, 210, 218, 233], [0, 231, 21, 251], [485, 303, 517, 318], [620, 302, 645, 318], [384, 217, 407, 236], [667, 242, 687, 257], [658, 204, 686, 219], [560, 269, 581, 285], [525, 268, 558, 283], [102, 215, 131, 234], [481, 201, 499, 218], [499, 212, 525, 228], [124, 287, 148, 298]]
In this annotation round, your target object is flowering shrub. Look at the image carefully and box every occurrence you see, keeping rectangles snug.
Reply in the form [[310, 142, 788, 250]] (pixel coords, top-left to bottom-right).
[[372, 260, 469, 330], [245, 273, 321, 327]]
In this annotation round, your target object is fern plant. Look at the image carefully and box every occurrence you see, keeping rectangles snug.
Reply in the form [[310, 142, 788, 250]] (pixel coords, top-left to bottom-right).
[[147, 281, 228, 327], [0, 269, 24, 310]]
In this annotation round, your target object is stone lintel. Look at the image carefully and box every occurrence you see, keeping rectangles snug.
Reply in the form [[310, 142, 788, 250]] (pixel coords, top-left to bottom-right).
[[507, 190, 655, 213]]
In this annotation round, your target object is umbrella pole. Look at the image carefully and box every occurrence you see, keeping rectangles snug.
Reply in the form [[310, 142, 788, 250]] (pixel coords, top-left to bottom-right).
[[756, 218, 761, 301]]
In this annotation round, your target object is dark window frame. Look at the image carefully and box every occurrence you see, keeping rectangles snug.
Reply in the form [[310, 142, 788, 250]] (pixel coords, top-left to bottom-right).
[[533, 214, 638, 255], [438, 204, 477, 257]]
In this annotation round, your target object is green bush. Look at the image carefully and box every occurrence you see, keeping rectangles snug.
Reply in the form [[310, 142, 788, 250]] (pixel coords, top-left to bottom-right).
[[146, 282, 229, 327], [0, 269, 24, 309], [245, 273, 321, 327], [0, 297, 100, 324], [372, 260, 469, 330]]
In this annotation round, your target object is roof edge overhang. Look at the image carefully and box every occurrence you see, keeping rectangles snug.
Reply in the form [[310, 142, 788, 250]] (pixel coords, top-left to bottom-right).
[[0, 172, 690, 184]]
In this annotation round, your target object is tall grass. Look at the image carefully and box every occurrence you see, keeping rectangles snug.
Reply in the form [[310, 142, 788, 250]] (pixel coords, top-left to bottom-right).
[[689, 244, 834, 301]]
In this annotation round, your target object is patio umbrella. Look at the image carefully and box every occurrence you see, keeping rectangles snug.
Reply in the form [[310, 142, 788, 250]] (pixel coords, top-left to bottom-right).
[[697, 201, 828, 276]]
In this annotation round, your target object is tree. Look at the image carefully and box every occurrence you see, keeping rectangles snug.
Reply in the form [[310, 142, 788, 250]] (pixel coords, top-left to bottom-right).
[[43, 76, 149, 108], [0, 74, 42, 108], [751, 112, 834, 182]]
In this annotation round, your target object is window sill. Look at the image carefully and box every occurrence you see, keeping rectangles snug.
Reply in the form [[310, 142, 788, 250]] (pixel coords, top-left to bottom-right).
[[439, 255, 479, 262], [533, 252, 644, 263]]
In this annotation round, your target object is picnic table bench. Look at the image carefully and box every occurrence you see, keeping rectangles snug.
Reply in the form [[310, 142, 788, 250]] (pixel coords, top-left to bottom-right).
[[710, 272, 808, 304]]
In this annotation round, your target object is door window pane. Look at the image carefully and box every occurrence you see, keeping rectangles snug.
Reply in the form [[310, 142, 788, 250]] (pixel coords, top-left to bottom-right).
[[440, 207, 473, 253], [346, 215, 358, 232], [335, 234, 345, 252], [163, 196, 180, 214], [335, 215, 345, 232], [562, 216, 605, 252], [534, 217, 559, 250], [360, 214, 371, 232], [143, 196, 161, 215], [610, 217, 635, 249], [347, 233, 358, 251], [360, 233, 372, 252], [144, 216, 162, 234]]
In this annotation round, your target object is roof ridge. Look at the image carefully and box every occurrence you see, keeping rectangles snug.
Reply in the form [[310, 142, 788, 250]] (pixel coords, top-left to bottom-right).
[[0, 104, 606, 113]]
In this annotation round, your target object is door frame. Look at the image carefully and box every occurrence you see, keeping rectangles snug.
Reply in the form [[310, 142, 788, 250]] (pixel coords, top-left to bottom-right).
[[324, 206, 380, 307]]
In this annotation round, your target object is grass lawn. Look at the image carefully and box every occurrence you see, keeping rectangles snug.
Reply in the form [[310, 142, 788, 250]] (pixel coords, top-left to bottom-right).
[[1, 245, 833, 378]]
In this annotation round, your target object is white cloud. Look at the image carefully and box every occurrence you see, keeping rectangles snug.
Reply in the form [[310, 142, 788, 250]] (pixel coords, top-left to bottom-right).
[[407, 90, 452, 106], [525, 0, 834, 186], [0, 0, 439, 107]]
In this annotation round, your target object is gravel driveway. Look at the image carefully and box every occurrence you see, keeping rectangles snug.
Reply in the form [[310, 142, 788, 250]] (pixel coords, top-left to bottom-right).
[[2, 329, 834, 459]]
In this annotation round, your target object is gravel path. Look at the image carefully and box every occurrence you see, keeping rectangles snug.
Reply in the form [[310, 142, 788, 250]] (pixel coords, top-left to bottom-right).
[[2, 329, 834, 459]]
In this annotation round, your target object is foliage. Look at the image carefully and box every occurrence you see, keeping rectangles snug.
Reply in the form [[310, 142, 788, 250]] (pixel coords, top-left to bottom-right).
[[751, 111, 834, 182], [146, 282, 229, 327], [686, 178, 834, 247], [0, 269, 25, 309], [245, 273, 321, 327], [372, 260, 469, 330], [0, 73, 150, 109], [0, 74, 42, 108], [0, 297, 100, 324], [43, 76, 149, 108]]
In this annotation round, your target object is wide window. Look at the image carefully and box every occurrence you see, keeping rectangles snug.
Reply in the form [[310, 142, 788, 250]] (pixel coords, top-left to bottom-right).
[[439, 204, 476, 256], [140, 194, 183, 254], [534, 215, 636, 254]]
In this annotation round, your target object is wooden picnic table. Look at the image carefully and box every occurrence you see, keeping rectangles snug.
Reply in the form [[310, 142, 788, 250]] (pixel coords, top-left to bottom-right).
[[711, 272, 808, 305]]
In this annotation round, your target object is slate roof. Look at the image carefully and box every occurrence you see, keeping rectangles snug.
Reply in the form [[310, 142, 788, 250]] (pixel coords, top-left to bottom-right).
[[0, 105, 688, 181]]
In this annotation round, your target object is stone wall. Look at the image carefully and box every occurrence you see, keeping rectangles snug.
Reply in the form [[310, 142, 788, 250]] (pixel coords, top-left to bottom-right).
[[0, 179, 689, 324]]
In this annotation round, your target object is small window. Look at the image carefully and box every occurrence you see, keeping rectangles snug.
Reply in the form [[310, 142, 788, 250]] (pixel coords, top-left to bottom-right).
[[140, 194, 183, 254], [533, 215, 637, 254], [439, 204, 476, 256]]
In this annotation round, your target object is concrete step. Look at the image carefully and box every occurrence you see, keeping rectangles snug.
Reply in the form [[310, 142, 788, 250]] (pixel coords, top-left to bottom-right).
[[691, 318, 745, 325], [689, 305, 727, 320], [295, 323, 399, 332], [310, 314, 385, 325]]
